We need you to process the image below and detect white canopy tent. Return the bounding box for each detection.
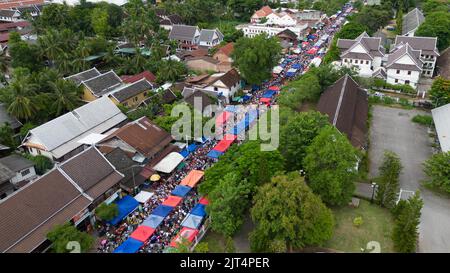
[134,190,155,203]
[152,152,185,173]
[272,66,283,74]
[287,68,297,73]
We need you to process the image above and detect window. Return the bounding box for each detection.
[405,80,410,85]
[366,61,369,64]
[407,71,411,75]
[349,59,352,63]
[21,169,30,176]
[214,87,218,91]
[396,70,400,74]
[395,79,399,83]
[123,102,128,107]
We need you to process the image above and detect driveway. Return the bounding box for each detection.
[369,105,450,253]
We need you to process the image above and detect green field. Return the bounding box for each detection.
[325,200,395,253]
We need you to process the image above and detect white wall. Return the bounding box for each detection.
[10,166,37,185]
[386,69,420,88]
[342,58,373,77]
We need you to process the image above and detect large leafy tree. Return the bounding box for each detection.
[122,0,159,47]
[336,22,369,40]
[392,192,423,253]
[278,72,321,111]
[428,76,450,108]
[375,151,402,209]
[279,111,329,171]
[231,34,282,85]
[47,223,94,253]
[250,172,334,252]
[423,152,450,193]
[303,126,359,206]
[91,7,110,37]
[207,172,252,236]
[95,203,119,221]
[0,123,19,148]
[352,5,392,34]
[155,60,187,83]
[49,79,82,116]
[8,32,42,72]
[4,77,38,121]
[415,11,450,51]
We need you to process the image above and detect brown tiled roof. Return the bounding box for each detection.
[184,90,214,113]
[215,42,234,57]
[253,5,272,18]
[0,169,90,253]
[121,71,156,84]
[317,75,368,148]
[99,117,173,159]
[277,29,298,40]
[210,68,240,89]
[436,47,450,79]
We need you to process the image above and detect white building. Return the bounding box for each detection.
[393,36,440,77]
[198,29,224,48]
[337,32,385,77]
[238,23,308,38]
[385,43,422,88]
[0,155,36,199]
[0,9,21,22]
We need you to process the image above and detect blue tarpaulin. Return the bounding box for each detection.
[286,72,296,77]
[191,203,207,217]
[207,150,223,159]
[113,238,143,253]
[142,214,165,229]
[292,63,302,69]
[108,196,139,226]
[251,84,260,91]
[224,105,238,113]
[187,143,198,152]
[171,185,192,197]
[242,94,252,102]
[179,149,189,158]
[181,214,204,229]
[152,205,173,218]
[262,90,276,98]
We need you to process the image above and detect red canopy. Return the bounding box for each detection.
[302,42,309,46]
[307,48,318,55]
[170,227,199,247]
[215,111,232,127]
[199,197,209,205]
[162,195,183,207]
[180,170,205,187]
[130,226,155,242]
[268,86,280,91]
[213,135,236,152]
[260,97,271,103]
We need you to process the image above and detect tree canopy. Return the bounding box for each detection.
[423,152,450,193]
[47,223,94,253]
[250,172,334,252]
[303,126,359,206]
[415,11,450,51]
[428,76,450,107]
[375,151,403,209]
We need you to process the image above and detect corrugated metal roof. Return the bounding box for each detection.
[432,103,450,152]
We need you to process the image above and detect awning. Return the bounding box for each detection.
[272,66,283,74]
[180,170,205,187]
[216,111,232,127]
[152,152,184,173]
[260,97,272,103]
[224,105,238,113]
[268,86,280,91]
[181,214,204,229]
[152,205,173,218]
[162,195,183,207]
[134,191,154,203]
[108,196,139,226]
[191,203,207,217]
[171,185,192,197]
[212,135,237,152]
[130,225,155,242]
[262,90,276,98]
[199,197,209,205]
[291,63,302,69]
[207,149,223,159]
[306,48,318,55]
[170,227,199,248]
[113,238,143,253]
[142,214,165,229]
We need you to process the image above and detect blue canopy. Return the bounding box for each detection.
[142,214,165,229]
[262,90,276,98]
[152,205,173,218]
[224,105,238,113]
[171,185,192,197]
[292,63,302,69]
[242,94,252,102]
[251,84,260,91]
[179,149,189,158]
[191,203,207,217]
[113,238,143,253]
[286,72,296,77]
[181,214,204,229]
[187,143,198,152]
[108,196,139,226]
[207,150,223,159]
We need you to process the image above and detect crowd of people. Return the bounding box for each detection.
[97,4,352,254]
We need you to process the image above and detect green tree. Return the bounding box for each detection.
[428,76,450,107]
[375,151,402,208]
[250,172,334,252]
[4,78,38,121]
[156,60,187,83]
[396,10,403,35]
[8,32,42,72]
[49,79,82,116]
[47,223,94,253]
[353,6,392,34]
[232,34,282,84]
[415,11,450,51]
[279,111,329,171]
[392,192,423,253]
[303,126,359,206]
[207,172,252,236]
[95,203,119,221]
[0,123,18,148]
[23,154,54,175]
[336,22,369,40]
[91,7,110,37]
[422,0,449,13]
[423,152,450,193]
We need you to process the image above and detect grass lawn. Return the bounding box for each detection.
[325,200,395,253]
[202,230,227,253]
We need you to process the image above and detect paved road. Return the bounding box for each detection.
[369,105,450,253]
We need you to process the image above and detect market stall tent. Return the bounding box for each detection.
[108,195,139,226]
[216,111,232,128]
[162,195,183,207]
[153,152,184,173]
[130,225,155,242]
[268,86,280,91]
[180,170,205,187]
[272,66,283,74]
[142,214,165,229]
[152,204,173,218]
[134,190,154,203]
[262,90,276,98]
[207,149,223,159]
[113,238,143,253]
[199,197,209,205]
[181,214,204,229]
[171,185,192,197]
[170,227,199,248]
[191,203,207,217]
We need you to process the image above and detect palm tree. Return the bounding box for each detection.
[73,41,91,72]
[6,80,38,121]
[0,50,9,74]
[49,79,81,116]
[56,52,74,76]
[156,60,187,83]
